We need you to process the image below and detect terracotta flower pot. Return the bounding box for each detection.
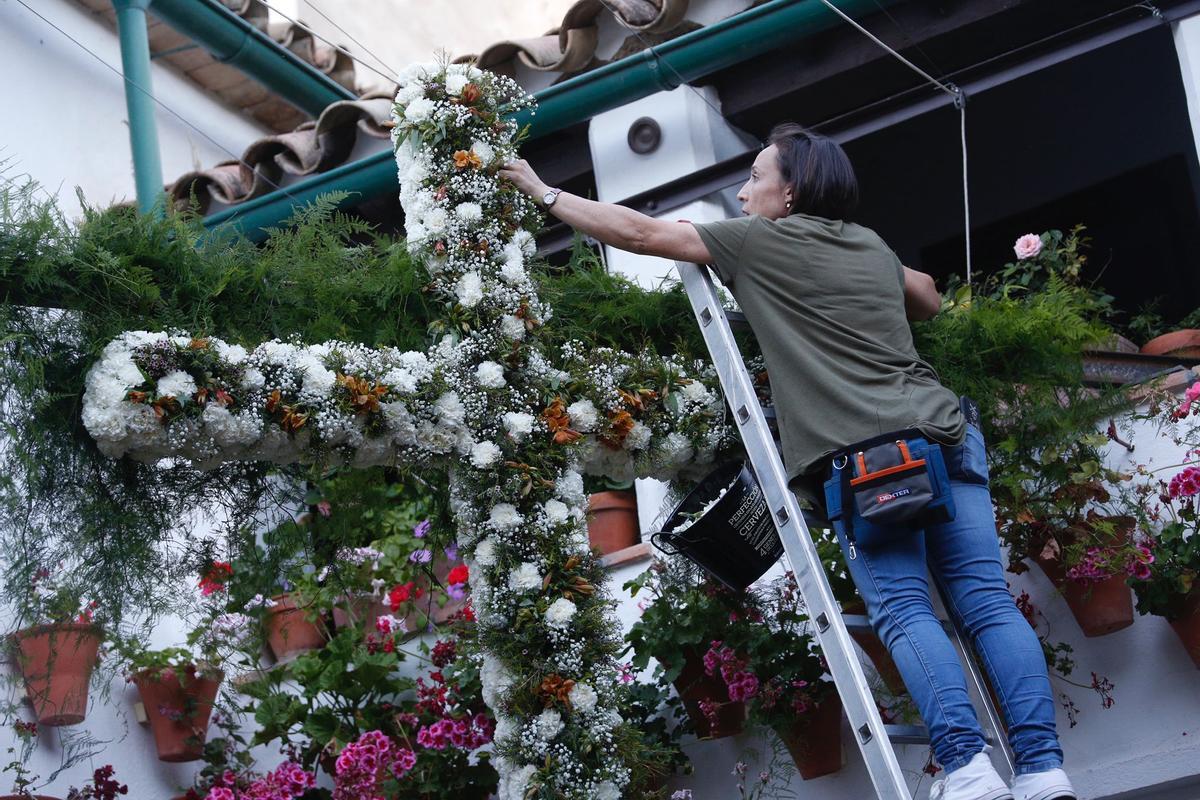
[775,692,845,779]
[841,601,906,695]
[668,646,746,739]
[132,666,223,763]
[332,594,393,635]
[1167,590,1200,669]
[1033,554,1133,637]
[587,490,640,556]
[9,623,103,726]
[263,593,328,661]
[1140,329,1200,359]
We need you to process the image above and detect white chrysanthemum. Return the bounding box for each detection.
[534,707,563,741]
[625,421,652,450]
[503,412,534,439]
[542,499,570,525]
[556,470,585,505]
[475,360,506,389]
[157,370,197,402]
[470,440,501,468]
[404,97,435,122]
[445,73,468,95]
[508,562,542,592]
[544,597,576,629]
[566,399,598,432]
[499,314,525,340]
[489,503,522,530]
[455,271,484,308]
[455,201,483,223]
[568,682,598,713]
[474,535,498,567]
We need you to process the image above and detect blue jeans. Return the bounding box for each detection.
[823,425,1063,775]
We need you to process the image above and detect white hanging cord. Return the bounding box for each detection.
[291,0,399,75]
[251,0,399,85]
[13,0,308,213]
[959,93,971,285]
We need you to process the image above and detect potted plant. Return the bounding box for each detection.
[722,571,844,780]
[1123,381,1200,667]
[1138,306,1200,359]
[8,570,104,727]
[586,476,640,556]
[117,642,223,763]
[625,559,750,739]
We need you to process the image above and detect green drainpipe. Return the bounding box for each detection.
[113,0,164,214]
[148,0,354,117]
[205,0,901,239]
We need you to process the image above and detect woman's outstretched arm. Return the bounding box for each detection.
[499,159,711,264]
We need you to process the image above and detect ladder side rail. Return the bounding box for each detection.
[676,261,912,800]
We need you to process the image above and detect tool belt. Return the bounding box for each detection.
[822,396,977,559]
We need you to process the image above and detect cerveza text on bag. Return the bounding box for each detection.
[729,485,775,557]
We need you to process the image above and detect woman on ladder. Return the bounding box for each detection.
[501,125,1075,800]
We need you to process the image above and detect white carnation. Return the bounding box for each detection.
[625,421,652,450]
[471,140,495,164]
[424,206,448,235]
[503,411,534,439]
[500,314,525,340]
[594,781,621,800]
[513,229,537,256]
[380,367,418,394]
[534,707,564,741]
[474,536,498,567]
[157,370,197,402]
[445,73,468,95]
[434,391,465,424]
[680,379,712,404]
[542,499,570,525]
[568,682,597,713]
[501,765,537,800]
[404,97,435,122]
[470,440,501,468]
[544,597,576,629]
[455,201,483,223]
[475,360,506,389]
[489,503,522,530]
[214,341,247,364]
[455,271,484,308]
[566,399,598,432]
[508,562,542,592]
[556,470,585,505]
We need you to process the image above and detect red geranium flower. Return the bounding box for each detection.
[198,562,232,596]
[446,564,469,586]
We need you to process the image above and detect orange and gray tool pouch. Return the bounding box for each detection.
[824,429,955,560]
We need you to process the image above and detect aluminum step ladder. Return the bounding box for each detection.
[676,260,1013,799]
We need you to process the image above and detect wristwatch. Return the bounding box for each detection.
[541,187,563,207]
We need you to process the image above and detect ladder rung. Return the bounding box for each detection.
[843,613,955,634]
[725,309,749,328]
[885,724,930,745]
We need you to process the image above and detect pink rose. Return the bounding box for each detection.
[1013,233,1043,260]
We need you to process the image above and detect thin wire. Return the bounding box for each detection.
[13,0,307,213]
[814,0,959,97]
[250,0,398,84]
[960,99,971,285]
[867,0,948,85]
[292,0,398,75]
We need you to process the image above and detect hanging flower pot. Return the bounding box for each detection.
[132,666,222,763]
[669,646,745,739]
[840,601,906,695]
[9,623,103,726]
[1140,329,1200,359]
[262,593,327,662]
[774,693,845,779]
[587,490,640,556]
[1167,590,1200,669]
[1033,550,1133,637]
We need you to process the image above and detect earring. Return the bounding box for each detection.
[785,200,792,209]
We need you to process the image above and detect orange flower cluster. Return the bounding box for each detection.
[459,83,482,105]
[599,388,658,449]
[453,149,483,170]
[265,388,308,433]
[337,373,388,416]
[542,397,581,444]
[539,673,576,708]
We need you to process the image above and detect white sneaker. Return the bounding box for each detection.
[1010,768,1077,800]
[930,748,1014,800]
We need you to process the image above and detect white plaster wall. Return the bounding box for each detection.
[0,0,268,221]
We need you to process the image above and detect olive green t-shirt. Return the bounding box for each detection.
[693,213,964,507]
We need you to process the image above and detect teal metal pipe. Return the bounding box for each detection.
[113,0,164,214]
[205,0,900,238]
[148,0,354,116]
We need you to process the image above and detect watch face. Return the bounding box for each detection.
[542,191,557,205]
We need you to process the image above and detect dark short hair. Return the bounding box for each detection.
[767,123,859,220]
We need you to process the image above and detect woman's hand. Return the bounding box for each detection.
[498,159,549,200]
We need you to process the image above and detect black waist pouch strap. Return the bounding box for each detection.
[823,430,955,560]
